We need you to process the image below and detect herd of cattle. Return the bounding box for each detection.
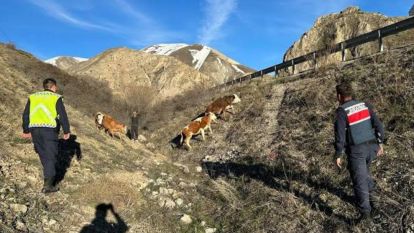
[94,94,241,150]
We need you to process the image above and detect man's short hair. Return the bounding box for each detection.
[43,78,57,90]
[336,82,353,97]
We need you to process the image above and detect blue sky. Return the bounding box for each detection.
[0,0,412,69]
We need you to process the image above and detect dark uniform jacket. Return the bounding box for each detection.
[131,116,139,128]
[334,100,384,158]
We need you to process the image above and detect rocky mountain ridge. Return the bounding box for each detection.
[44,56,88,71]
[284,6,414,73]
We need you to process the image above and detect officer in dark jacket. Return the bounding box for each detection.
[334,82,384,221]
[22,78,70,193]
[130,111,139,141]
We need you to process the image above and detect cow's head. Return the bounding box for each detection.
[232,94,241,104]
[95,112,104,125]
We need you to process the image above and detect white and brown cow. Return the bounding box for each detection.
[94,112,127,139]
[205,94,241,120]
[180,112,217,150]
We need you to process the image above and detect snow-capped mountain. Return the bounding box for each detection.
[142,44,254,83]
[142,43,188,56]
[68,47,214,100]
[44,56,88,70]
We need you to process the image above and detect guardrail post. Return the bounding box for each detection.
[274,66,278,78]
[260,70,263,78]
[291,60,295,74]
[378,30,383,52]
[341,42,346,62]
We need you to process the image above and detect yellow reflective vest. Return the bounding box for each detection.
[29,91,61,128]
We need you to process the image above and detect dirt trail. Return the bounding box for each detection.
[260,84,286,155]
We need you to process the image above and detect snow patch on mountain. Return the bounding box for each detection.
[190,46,211,70]
[142,43,188,55]
[44,56,88,65]
[232,64,245,74]
[216,57,223,66]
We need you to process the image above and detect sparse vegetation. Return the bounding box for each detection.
[1,13,414,232]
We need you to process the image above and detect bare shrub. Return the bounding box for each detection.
[121,85,158,116]
[4,42,16,50]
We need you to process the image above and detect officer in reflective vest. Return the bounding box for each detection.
[22,78,70,193]
[334,82,384,222]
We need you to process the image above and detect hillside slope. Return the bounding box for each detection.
[144,44,414,232]
[0,43,177,232]
[1,42,413,232]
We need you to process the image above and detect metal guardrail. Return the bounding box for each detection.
[218,16,414,88]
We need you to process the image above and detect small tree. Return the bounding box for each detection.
[123,85,158,117]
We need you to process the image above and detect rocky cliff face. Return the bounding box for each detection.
[283,7,414,73]
[68,47,214,100]
[142,44,254,83]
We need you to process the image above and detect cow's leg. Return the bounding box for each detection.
[226,105,235,114]
[184,133,192,150]
[108,129,114,138]
[208,125,213,135]
[201,129,205,141]
[222,111,228,121]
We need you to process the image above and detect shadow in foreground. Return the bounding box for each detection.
[202,160,355,225]
[79,203,129,233]
[55,134,82,185]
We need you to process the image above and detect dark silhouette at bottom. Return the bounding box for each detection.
[80,203,128,233]
[55,134,82,185]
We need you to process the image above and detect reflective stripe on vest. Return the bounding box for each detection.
[29,91,61,128]
[341,100,376,145]
[344,102,371,126]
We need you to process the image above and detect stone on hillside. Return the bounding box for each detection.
[180,214,192,224]
[179,182,187,188]
[146,143,155,149]
[48,219,57,226]
[17,181,27,189]
[155,178,165,185]
[26,175,37,185]
[174,163,190,174]
[15,220,27,231]
[196,166,203,173]
[10,204,27,214]
[138,135,147,142]
[205,228,217,233]
[159,188,175,196]
[201,221,206,226]
[175,198,184,206]
[159,197,176,209]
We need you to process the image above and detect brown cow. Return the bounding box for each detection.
[95,112,127,139]
[180,112,217,150]
[205,94,241,120]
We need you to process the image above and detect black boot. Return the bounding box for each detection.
[356,212,372,225]
[42,178,59,194]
